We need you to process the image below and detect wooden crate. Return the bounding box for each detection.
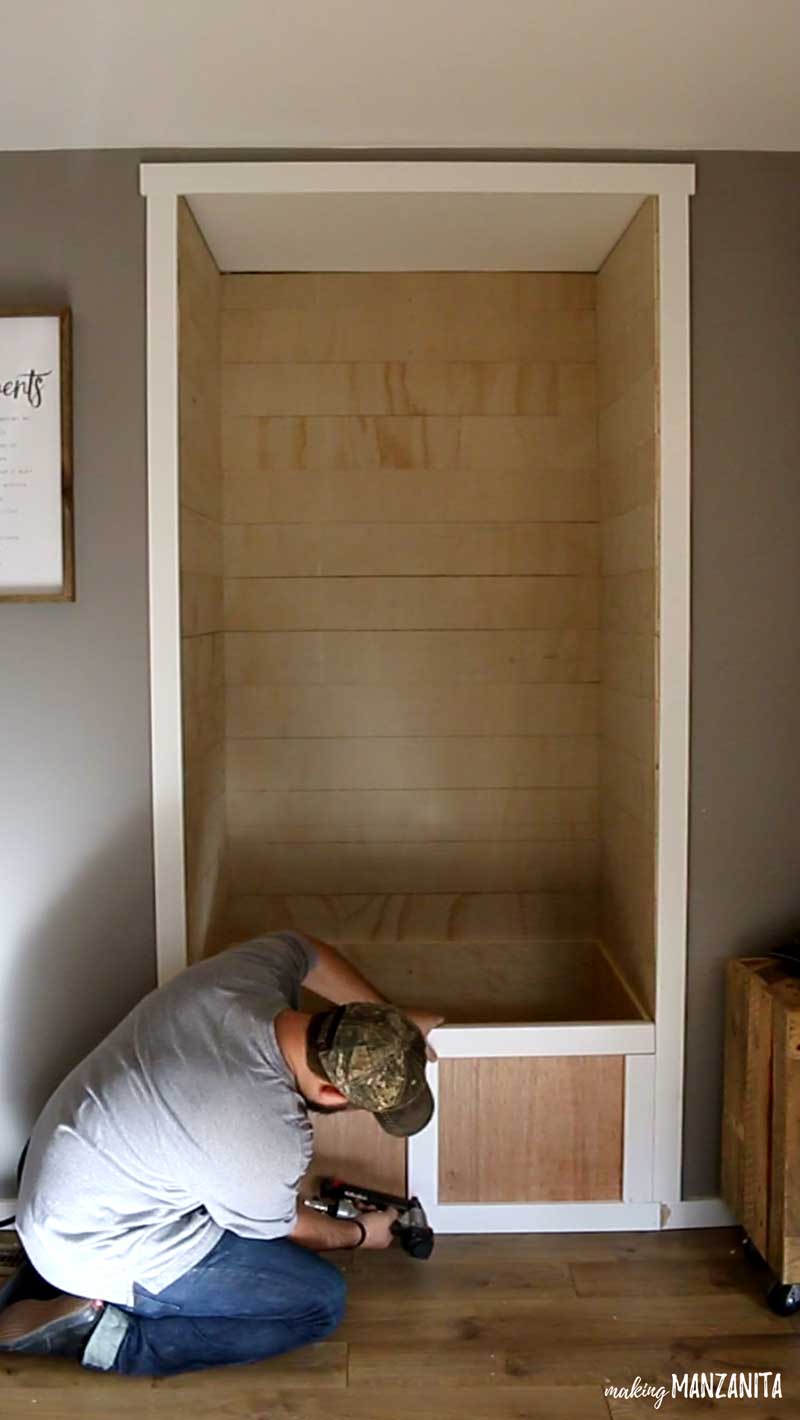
[722,956,800,1283]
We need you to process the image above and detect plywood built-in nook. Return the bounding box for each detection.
[151,161,692,1231]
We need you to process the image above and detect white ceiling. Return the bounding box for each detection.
[190,192,646,272]
[3,0,800,153]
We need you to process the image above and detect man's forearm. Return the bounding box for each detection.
[303,935,389,1007]
[289,1202,362,1252]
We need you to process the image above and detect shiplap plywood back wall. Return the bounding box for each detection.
[178,200,228,959]
[220,273,601,946]
[597,200,659,1015]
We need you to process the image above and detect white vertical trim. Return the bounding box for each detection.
[623,1053,656,1202]
[407,1060,439,1207]
[146,193,187,984]
[653,189,692,1203]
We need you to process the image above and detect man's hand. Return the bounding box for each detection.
[402,1008,445,1060]
[359,1206,400,1249]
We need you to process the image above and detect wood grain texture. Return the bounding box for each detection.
[223,521,600,579]
[296,939,640,1025]
[224,464,600,524]
[438,1056,624,1201]
[8,1226,789,1415]
[224,628,601,687]
[219,273,604,945]
[222,360,596,418]
[223,575,600,634]
[223,413,597,474]
[226,734,599,793]
[226,785,599,844]
[225,890,599,947]
[304,1109,406,1197]
[768,971,800,1282]
[222,271,597,313]
[229,839,599,898]
[742,968,772,1256]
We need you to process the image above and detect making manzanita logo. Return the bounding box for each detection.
[0,369,52,410]
[605,1372,783,1409]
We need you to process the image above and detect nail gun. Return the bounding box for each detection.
[304,1177,434,1260]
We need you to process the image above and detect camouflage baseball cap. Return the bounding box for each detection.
[306,1002,434,1137]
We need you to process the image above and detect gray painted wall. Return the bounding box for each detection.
[0,151,155,1195]
[685,153,800,1194]
[1,148,799,1198]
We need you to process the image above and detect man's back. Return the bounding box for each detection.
[17,932,317,1305]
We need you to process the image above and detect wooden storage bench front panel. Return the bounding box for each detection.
[438,1055,624,1202]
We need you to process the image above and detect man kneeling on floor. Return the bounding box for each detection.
[0,931,442,1376]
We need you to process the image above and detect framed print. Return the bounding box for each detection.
[0,309,74,601]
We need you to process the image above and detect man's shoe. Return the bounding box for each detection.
[0,1294,104,1358]
[0,1256,61,1310]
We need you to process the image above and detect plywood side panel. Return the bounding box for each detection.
[438,1057,624,1201]
[597,199,658,1019]
[179,198,227,960]
[304,1110,406,1199]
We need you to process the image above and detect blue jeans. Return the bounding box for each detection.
[82,1231,348,1377]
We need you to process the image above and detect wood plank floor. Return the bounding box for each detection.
[2,1229,798,1418]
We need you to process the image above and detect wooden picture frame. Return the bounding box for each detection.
[0,307,74,602]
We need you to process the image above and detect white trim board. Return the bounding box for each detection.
[430,1021,654,1057]
[142,159,694,1215]
[660,1199,735,1230]
[140,161,695,198]
[430,1202,662,1232]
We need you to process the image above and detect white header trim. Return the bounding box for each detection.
[140,160,696,199]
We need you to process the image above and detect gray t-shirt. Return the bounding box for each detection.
[17,931,319,1306]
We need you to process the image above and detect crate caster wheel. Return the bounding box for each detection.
[742,1236,761,1265]
[767,1282,800,1317]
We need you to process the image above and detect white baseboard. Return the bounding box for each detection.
[659,1197,735,1229]
[430,1201,662,1232]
